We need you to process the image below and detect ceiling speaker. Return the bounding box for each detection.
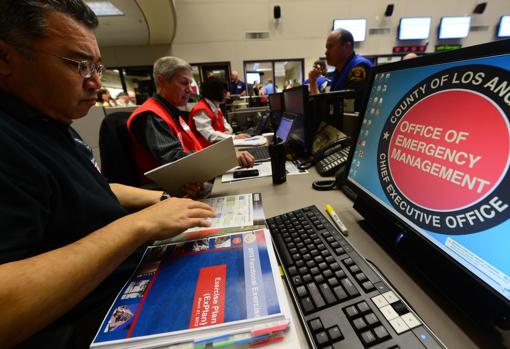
[274,5,281,20]
[385,4,394,17]
[473,2,487,14]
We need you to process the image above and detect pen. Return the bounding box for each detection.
[325,204,348,236]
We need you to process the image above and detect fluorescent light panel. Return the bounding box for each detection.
[86,1,124,16]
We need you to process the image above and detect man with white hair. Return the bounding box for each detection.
[127,57,254,189]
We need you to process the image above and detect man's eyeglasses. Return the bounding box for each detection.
[9,43,104,79]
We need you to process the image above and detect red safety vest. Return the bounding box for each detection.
[188,98,226,148]
[127,97,202,181]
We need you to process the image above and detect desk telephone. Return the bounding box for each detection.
[298,137,352,176]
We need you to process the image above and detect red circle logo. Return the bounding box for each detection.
[388,90,509,211]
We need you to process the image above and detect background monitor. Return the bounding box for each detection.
[398,17,432,40]
[439,16,471,39]
[497,16,510,38]
[282,86,313,155]
[332,19,367,42]
[347,39,510,329]
[268,92,284,127]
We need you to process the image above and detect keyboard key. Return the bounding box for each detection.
[401,313,421,329]
[349,265,361,274]
[314,275,325,284]
[357,301,371,313]
[380,305,399,321]
[323,269,333,278]
[333,285,348,301]
[315,331,329,346]
[309,318,323,332]
[373,325,390,340]
[303,274,313,283]
[360,330,377,346]
[345,305,359,318]
[296,285,307,297]
[353,317,367,330]
[274,235,293,266]
[371,294,389,308]
[391,300,409,316]
[343,257,354,266]
[382,290,399,304]
[335,269,346,279]
[300,297,315,314]
[341,278,359,297]
[362,281,375,292]
[327,326,343,341]
[389,317,410,334]
[327,277,339,287]
[307,282,326,308]
[355,272,368,282]
[319,283,337,305]
[288,266,298,276]
[292,275,303,286]
[365,312,379,326]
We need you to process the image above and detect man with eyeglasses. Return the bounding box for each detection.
[0,1,216,348]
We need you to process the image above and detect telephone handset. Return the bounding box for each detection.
[298,137,352,176]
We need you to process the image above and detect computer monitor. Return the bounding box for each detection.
[309,90,356,136]
[346,38,510,329]
[268,92,284,127]
[497,16,510,38]
[398,17,432,40]
[282,85,314,156]
[438,16,471,39]
[332,19,367,42]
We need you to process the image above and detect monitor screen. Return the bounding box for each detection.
[269,92,282,112]
[275,115,294,142]
[246,72,261,84]
[398,17,432,40]
[332,19,367,42]
[439,16,471,39]
[347,41,510,320]
[497,16,510,38]
[282,86,313,154]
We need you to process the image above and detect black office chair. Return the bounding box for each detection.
[99,111,141,187]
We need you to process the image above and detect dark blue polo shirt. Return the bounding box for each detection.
[0,91,139,348]
[229,79,246,95]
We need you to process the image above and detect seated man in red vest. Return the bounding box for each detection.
[189,76,251,148]
[127,57,254,194]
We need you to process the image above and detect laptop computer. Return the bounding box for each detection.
[245,111,271,137]
[246,114,295,161]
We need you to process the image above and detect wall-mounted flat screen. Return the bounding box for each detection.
[497,16,510,38]
[332,19,367,42]
[439,16,471,39]
[398,17,432,40]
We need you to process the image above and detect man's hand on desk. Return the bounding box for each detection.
[235,133,251,139]
[236,150,255,168]
[129,197,216,241]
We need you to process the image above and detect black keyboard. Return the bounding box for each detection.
[267,206,445,349]
[247,146,270,161]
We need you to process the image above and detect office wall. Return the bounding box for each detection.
[170,0,508,74]
[100,0,508,74]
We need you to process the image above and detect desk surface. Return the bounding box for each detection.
[212,169,510,349]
